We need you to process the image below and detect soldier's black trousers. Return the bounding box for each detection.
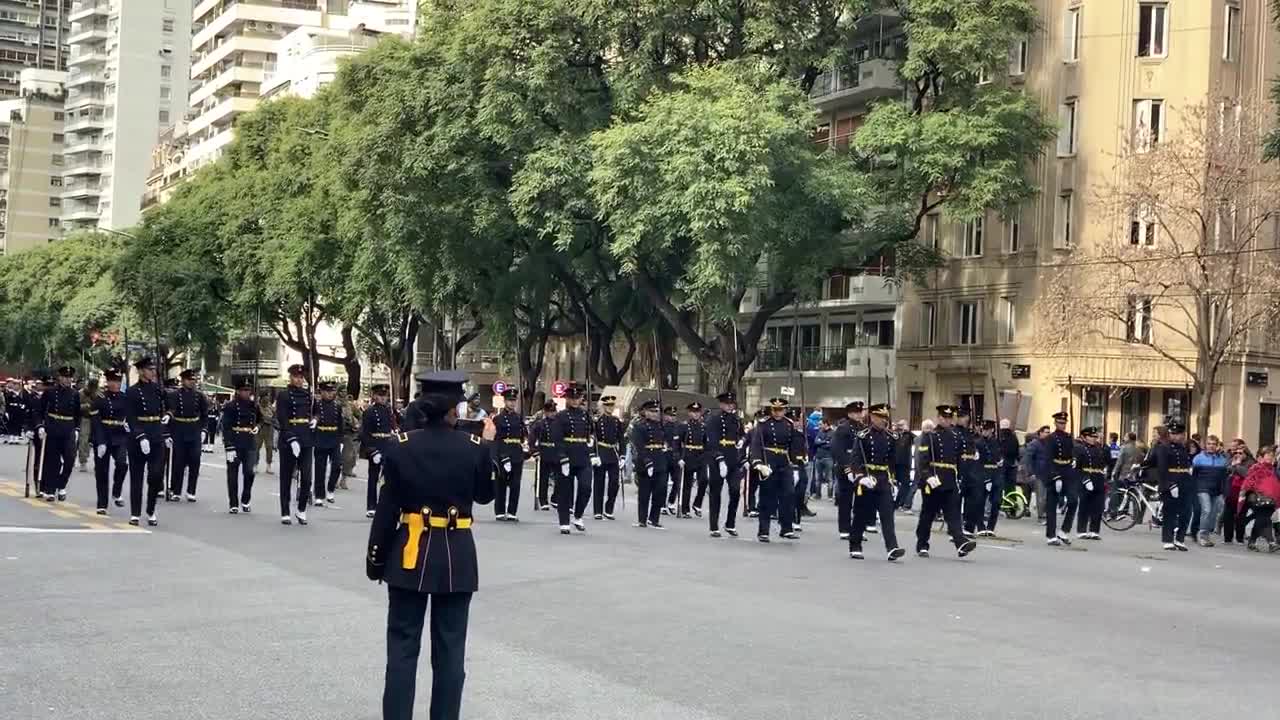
[592,463,619,516]
[368,458,383,512]
[557,464,591,525]
[94,444,127,510]
[746,476,760,514]
[692,463,708,509]
[757,469,795,537]
[1044,472,1079,538]
[313,445,341,500]
[679,463,706,515]
[962,478,988,535]
[127,440,165,517]
[39,430,75,495]
[279,443,313,516]
[707,460,740,532]
[226,445,255,509]
[915,484,967,552]
[793,464,810,524]
[665,457,681,508]
[170,435,202,497]
[636,465,668,525]
[850,480,899,553]
[835,473,855,533]
[383,587,471,720]
[494,452,522,517]
[535,455,556,508]
[1077,479,1105,534]
[1160,487,1188,544]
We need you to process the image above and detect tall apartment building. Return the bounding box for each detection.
[0,68,65,254]
[185,0,413,171]
[0,0,69,98]
[896,0,1280,446]
[61,0,191,232]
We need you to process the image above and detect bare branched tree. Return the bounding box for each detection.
[1034,99,1280,436]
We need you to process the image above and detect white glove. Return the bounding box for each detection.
[1055,479,1063,493]
[1084,480,1094,492]
[792,468,800,483]
[717,460,728,477]
[161,415,171,425]
[846,469,856,483]
[371,452,382,465]
[289,439,301,458]
[859,476,876,489]
[590,456,601,467]
[755,463,772,478]
[309,418,318,429]
[164,437,174,449]
[226,449,237,464]
[926,476,941,489]
[501,459,513,473]
[559,458,570,477]
[984,481,992,492]
[645,463,654,478]
[140,438,151,456]
[1170,485,1179,499]
[587,437,595,448]
[735,439,745,450]
[678,459,685,469]
[36,426,46,440]
[96,444,106,459]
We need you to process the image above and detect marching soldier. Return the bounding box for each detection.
[831,401,863,540]
[4,377,27,442]
[748,398,802,543]
[36,365,81,501]
[914,405,978,558]
[847,403,905,561]
[528,401,557,511]
[745,408,767,517]
[126,357,167,526]
[360,384,397,519]
[786,407,813,531]
[492,388,526,522]
[1074,426,1108,540]
[953,406,981,537]
[630,399,668,529]
[276,364,315,526]
[592,395,624,520]
[1152,420,1193,551]
[256,393,275,475]
[677,402,707,519]
[662,405,683,515]
[1044,411,1079,546]
[339,393,360,487]
[91,369,129,513]
[221,379,261,513]
[704,391,743,537]
[964,419,997,537]
[551,385,597,534]
[76,378,99,472]
[365,371,496,720]
[165,369,208,502]
[312,381,345,507]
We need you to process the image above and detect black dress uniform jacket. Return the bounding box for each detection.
[630,417,668,476]
[1074,442,1110,482]
[493,408,525,459]
[681,418,707,468]
[1150,441,1192,492]
[90,391,129,447]
[529,415,557,462]
[311,398,345,450]
[749,417,804,471]
[664,420,683,465]
[850,425,896,481]
[917,425,963,491]
[359,402,396,456]
[126,380,166,442]
[366,427,496,593]
[831,419,864,476]
[276,386,314,448]
[594,414,624,466]
[551,406,595,467]
[220,398,261,451]
[40,384,81,434]
[167,387,208,440]
[1047,429,1075,479]
[705,409,743,466]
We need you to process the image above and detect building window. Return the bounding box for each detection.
[1224,4,1241,62]
[1055,192,1074,249]
[1126,295,1153,344]
[159,110,170,124]
[160,65,171,79]
[909,391,924,430]
[1130,205,1157,246]
[1064,6,1082,62]
[48,197,59,207]
[1214,202,1237,250]
[1138,3,1169,58]
[925,213,941,251]
[1001,296,1016,343]
[1134,99,1164,152]
[160,86,170,99]
[53,111,62,120]
[1009,39,1028,76]
[52,132,62,143]
[961,217,984,257]
[825,274,848,300]
[1082,387,1107,432]
[1058,99,1078,155]
[1006,214,1021,253]
[828,322,860,349]
[162,18,175,33]
[956,301,980,346]
[862,319,895,348]
[1163,389,1190,424]
[47,218,59,228]
[51,154,63,166]
[921,302,937,346]
[1121,389,1150,439]
[50,176,61,187]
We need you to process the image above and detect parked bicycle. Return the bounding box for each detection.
[1103,479,1163,531]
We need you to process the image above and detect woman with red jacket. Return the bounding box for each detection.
[1237,446,1279,552]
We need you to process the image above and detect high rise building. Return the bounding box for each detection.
[0,0,70,99]
[895,0,1280,445]
[0,68,66,255]
[61,0,191,231]
[185,0,413,171]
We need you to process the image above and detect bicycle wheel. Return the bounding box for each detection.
[1104,490,1139,531]
[1004,490,1026,519]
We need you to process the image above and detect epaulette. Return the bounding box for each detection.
[397,432,410,443]
[856,428,870,439]
[469,434,481,445]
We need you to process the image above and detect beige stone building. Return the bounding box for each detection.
[0,68,66,254]
[897,0,1280,448]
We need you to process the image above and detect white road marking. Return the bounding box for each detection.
[0,526,149,534]
[978,543,1017,552]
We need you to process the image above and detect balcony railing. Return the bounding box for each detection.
[754,346,849,373]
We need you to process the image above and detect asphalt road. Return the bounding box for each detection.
[1,441,1276,720]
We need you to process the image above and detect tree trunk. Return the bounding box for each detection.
[517,329,550,416]
[1194,376,1213,440]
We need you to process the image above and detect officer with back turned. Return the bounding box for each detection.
[367,370,496,720]
[914,405,978,559]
